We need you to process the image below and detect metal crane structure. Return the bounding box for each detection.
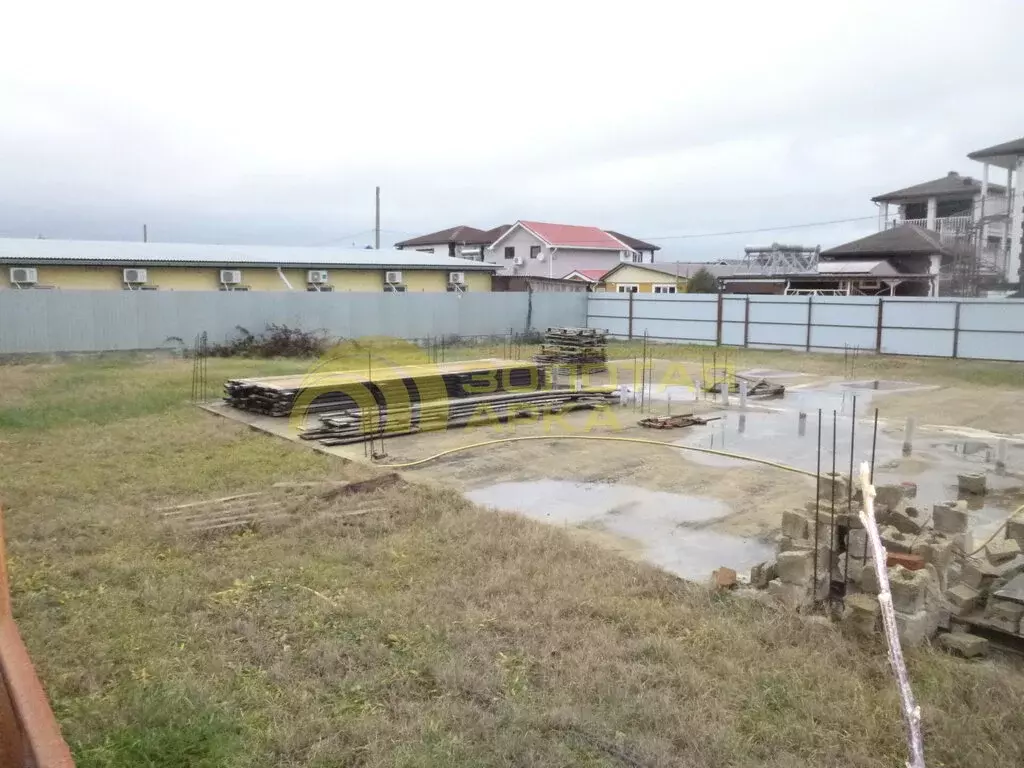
[742,243,820,275]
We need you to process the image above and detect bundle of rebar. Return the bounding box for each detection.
[223,360,546,417]
[299,387,620,446]
[533,327,607,370]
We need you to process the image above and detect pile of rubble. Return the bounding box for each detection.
[749,471,1024,656]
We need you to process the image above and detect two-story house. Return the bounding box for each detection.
[968,135,1023,289]
[484,221,640,278]
[871,171,1009,283]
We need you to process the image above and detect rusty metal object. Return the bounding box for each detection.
[0,507,75,768]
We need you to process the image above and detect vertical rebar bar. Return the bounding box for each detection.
[813,408,822,598]
[864,408,880,561]
[843,395,857,595]
[827,409,838,604]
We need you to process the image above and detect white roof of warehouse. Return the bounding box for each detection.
[0,237,498,271]
[816,259,902,276]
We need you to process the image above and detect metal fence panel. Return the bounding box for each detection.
[883,299,957,330]
[957,330,1024,361]
[881,328,954,357]
[959,301,1024,333]
[0,290,588,354]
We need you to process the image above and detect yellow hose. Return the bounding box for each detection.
[378,433,1024,558]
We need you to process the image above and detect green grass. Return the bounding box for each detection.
[3,353,1024,767]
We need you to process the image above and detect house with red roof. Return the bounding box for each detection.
[485,220,643,278]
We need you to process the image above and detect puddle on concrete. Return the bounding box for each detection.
[465,480,773,582]
[669,406,1024,542]
[740,368,811,379]
[838,379,922,391]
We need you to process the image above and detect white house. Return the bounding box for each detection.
[967,136,1023,287]
[484,220,639,278]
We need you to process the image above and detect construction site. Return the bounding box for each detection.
[4,330,1024,767]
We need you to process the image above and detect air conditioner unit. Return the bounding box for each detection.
[385,270,403,284]
[308,270,329,284]
[512,256,524,267]
[220,269,242,285]
[9,267,38,284]
[448,271,465,285]
[123,268,148,284]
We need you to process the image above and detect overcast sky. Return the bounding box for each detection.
[1,0,1022,259]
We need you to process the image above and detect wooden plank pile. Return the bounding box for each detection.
[223,359,546,417]
[638,413,721,430]
[299,387,620,446]
[533,327,607,371]
[703,375,785,399]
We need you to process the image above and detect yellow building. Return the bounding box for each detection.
[0,238,497,292]
[598,262,724,293]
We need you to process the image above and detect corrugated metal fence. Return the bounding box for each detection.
[587,293,1024,361]
[0,290,588,354]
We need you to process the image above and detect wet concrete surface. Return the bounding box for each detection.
[465,480,774,582]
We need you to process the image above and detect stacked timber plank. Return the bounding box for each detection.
[300,387,620,446]
[224,359,546,417]
[533,327,607,370]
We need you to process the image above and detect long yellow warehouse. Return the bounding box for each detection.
[0,238,497,293]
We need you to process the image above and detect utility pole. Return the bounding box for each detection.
[374,186,380,249]
[143,224,148,243]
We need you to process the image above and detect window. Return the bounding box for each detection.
[616,284,639,293]
[653,284,677,294]
[415,247,435,254]
[504,246,515,260]
[632,252,644,263]
[530,245,541,259]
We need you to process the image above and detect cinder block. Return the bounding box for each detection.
[843,593,880,637]
[933,502,969,535]
[888,507,923,535]
[911,533,954,571]
[993,555,1024,583]
[780,510,809,540]
[777,550,815,585]
[1005,517,1024,545]
[957,472,987,496]
[749,561,776,589]
[945,584,980,617]
[880,525,913,554]
[982,598,1024,634]
[959,559,998,592]
[860,562,881,594]
[938,632,989,658]
[875,483,907,511]
[901,482,918,499]
[818,472,850,501]
[895,609,933,646]
[847,527,868,556]
[986,538,1021,565]
[889,565,929,614]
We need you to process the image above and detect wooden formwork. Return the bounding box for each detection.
[0,507,75,768]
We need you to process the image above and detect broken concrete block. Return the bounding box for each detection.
[1005,517,1024,546]
[749,561,776,589]
[957,472,987,496]
[880,525,913,555]
[982,597,1024,634]
[875,483,907,512]
[712,567,738,590]
[780,509,809,540]
[960,559,999,592]
[986,538,1021,565]
[953,532,973,557]
[836,555,865,584]
[843,593,880,637]
[847,527,868,557]
[994,572,1024,604]
[945,584,981,617]
[777,550,815,585]
[901,481,918,499]
[818,472,850,501]
[993,555,1024,585]
[911,533,954,572]
[889,566,930,614]
[895,609,932,646]
[860,562,881,594]
[938,632,989,659]
[767,579,810,610]
[888,507,923,535]
[933,502,969,535]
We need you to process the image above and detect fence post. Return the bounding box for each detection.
[952,301,962,359]
[627,292,634,340]
[876,298,885,353]
[716,291,724,346]
[805,295,813,352]
[743,295,750,347]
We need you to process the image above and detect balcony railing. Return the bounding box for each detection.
[897,215,974,240]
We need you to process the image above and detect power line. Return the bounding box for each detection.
[639,215,879,241]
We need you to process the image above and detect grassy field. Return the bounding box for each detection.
[2,353,1024,767]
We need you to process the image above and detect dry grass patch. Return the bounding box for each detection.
[3,357,1024,766]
